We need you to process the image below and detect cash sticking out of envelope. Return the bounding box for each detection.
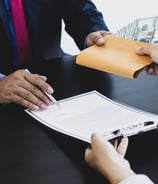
[76,16,158,79]
[115,16,158,43]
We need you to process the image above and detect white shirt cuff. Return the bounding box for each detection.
[119,174,154,184]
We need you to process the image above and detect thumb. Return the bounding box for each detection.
[116,137,128,157]
[136,46,151,56]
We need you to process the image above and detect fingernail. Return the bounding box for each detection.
[47,86,54,93]
[135,47,141,53]
[136,47,141,51]
[32,105,39,111]
[47,99,53,105]
[98,38,104,44]
[40,104,48,110]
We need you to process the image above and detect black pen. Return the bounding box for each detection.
[25,69,61,108]
[104,121,158,141]
[104,129,123,141]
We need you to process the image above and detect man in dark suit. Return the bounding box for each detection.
[0,0,109,110]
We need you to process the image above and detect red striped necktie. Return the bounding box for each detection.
[10,0,32,64]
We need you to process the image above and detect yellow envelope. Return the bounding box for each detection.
[76,35,153,79]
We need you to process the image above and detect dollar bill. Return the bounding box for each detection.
[115,16,158,43]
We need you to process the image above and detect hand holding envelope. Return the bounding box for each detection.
[76,35,153,79]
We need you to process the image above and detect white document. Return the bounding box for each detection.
[25,91,158,143]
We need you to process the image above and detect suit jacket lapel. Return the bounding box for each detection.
[0,1,13,42]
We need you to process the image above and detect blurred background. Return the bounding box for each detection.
[61,0,158,55]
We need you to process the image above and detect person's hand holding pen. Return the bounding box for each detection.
[0,69,58,110]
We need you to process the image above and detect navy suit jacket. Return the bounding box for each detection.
[0,0,109,72]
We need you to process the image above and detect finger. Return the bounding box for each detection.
[85,146,92,163]
[136,46,152,55]
[25,72,54,94]
[145,62,158,75]
[86,33,98,47]
[25,82,52,105]
[12,94,40,110]
[15,86,49,110]
[14,73,52,105]
[91,133,105,148]
[96,31,112,45]
[91,133,114,154]
[147,65,158,76]
[146,67,155,75]
[93,32,105,45]
[24,72,54,105]
[13,74,52,107]
[86,32,105,47]
[116,137,128,157]
[39,75,47,81]
[4,85,40,110]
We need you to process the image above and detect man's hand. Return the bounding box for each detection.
[86,31,111,47]
[136,45,158,75]
[0,69,54,110]
[85,133,135,184]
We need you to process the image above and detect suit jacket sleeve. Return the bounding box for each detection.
[119,174,154,184]
[62,0,109,50]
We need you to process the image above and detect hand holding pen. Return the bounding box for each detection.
[25,69,60,110]
[0,69,60,110]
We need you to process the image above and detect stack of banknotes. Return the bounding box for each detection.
[114,16,158,43]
